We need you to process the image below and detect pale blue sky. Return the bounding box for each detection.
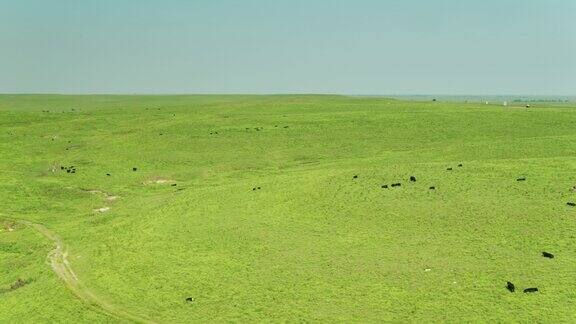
[1,0,575,94]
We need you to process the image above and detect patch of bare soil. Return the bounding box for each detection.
[142,178,176,185]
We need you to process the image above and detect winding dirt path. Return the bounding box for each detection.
[15,219,157,324]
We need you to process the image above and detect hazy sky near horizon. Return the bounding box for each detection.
[1,0,575,95]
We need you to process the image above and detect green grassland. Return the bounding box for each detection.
[1,94,576,322]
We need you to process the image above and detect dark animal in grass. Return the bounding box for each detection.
[171,184,177,187]
[458,163,463,167]
[523,288,538,293]
[410,176,416,182]
[106,173,111,176]
[517,177,526,181]
[257,187,261,190]
[66,169,71,173]
[252,188,256,191]
[542,252,554,258]
[382,185,388,189]
[353,175,358,179]
[506,281,515,293]
[391,183,401,187]
[186,297,193,302]
[567,202,576,207]
[447,167,452,171]
[132,167,138,171]
[429,186,436,190]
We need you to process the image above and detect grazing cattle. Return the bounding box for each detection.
[252,188,256,191]
[447,168,453,171]
[526,104,531,108]
[382,185,388,189]
[353,175,358,179]
[542,252,554,258]
[410,176,417,182]
[171,184,177,187]
[106,173,111,176]
[523,288,538,293]
[66,169,71,173]
[517,177,526,181]
[257,187,261,190]
[132,167,138,171]
[458,164,463,167]
[391,183,401,187]
[567,202,576,207]
[506,281,515,293]
[186,297,193,302]
[429,186,436,190]
[60,166,65,170]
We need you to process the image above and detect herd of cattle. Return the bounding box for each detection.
[52,132,575,298]
[349,164,575,294]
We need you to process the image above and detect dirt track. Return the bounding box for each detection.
[15,219,157,324]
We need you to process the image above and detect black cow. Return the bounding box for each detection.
[447,168,453,171]
[410,176,416,182]
[186,297,193,302]
[523,288,538,293]
[458,164,463,167]
[391,183,401,187]
[382,185,388,189]
[542,252,554,258]
[429,186,436,190]
[517,177,526,181]
[132,167,138,171]
[506,281,515,293]
[106,173,111,176]
[567,202,576,207]
[353,175,358,179]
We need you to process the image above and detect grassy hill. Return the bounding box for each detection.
[1,95,576,322]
